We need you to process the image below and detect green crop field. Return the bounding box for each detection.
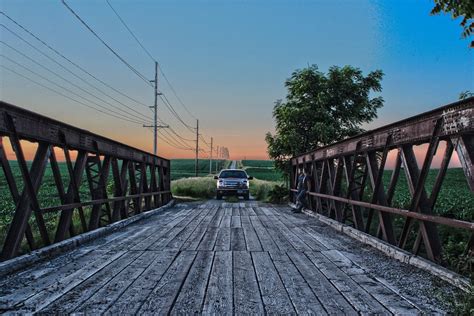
[171,159,226,180]
[241,160,284,182]
[241,160,275,168]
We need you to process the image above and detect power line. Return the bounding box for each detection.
[1,55,148,125]
[1,65,146,125]
[105,0,155,62]
[61,0,153,87]
[103,1,197,120]
[0,22,153,121]
[1,41,154,124]
[0,12,153,111]
[159,93,196,132]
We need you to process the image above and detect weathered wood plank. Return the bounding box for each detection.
[230,227,246,251]
[241,215,262,251]
[321,250,420,314]
[214,228,231,251]
[16,250,127,313]
[104,251,178,314]
[269,251,328,315]
[73,251,160,314]
[39,251,144,313]
[220,215,231,228]
[305,251,389,314]
[288,251,356,314]
[171,251,215,314]
[268,215,312,251]
[233,251,265,314]
[249,216,280,252]
[202,251,233,315]
[197,227,219,250]
[252,251,295,314]
[231,216,242,228]
[232,207,240,216]
[138,251,197,314]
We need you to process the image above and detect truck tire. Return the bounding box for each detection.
[216,193,222,200]
[244,193,250,200]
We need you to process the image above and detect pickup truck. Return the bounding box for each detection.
[214,169,253,200]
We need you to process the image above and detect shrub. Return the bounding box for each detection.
[268,184,289,204]
[171,177,216,199]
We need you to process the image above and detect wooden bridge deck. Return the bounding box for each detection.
[0,201,425,314]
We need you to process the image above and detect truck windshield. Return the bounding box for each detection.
[219,170,248,179]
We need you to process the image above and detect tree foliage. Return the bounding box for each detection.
[431,0,474,47]
[265,65,384,177]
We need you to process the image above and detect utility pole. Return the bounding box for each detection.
[209,137,213,174]
[143,61,168,155]
[195,119,199,177]
[216,145,219,173]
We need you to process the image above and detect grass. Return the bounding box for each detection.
[171,176,216,199]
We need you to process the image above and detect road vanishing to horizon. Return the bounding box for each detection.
[0,0,473,315]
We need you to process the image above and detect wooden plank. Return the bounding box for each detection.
[241,215,262,251]
[268,215,312,251]
[246,207,257,216]
[232,207,240,216]
[322,250,420,314]
[269,251,327,315]
[249,216,280,252]
[171,251,215,314]
[251,251,295,314]
[208,208,224,228]
[138,251,197,314]
[288,251,356,314]
[220,215,231,228]
[162,208,211,250]
[305,251,389,314]
[271,208,328,251]
[197,227,219,250]
[230,228,246,251]
[202,251,233,315]
[38,250,144,313]
[73,251,161,314]
[214,228,231,251]
[231,216,242,228]
[350,274,420,314]
[134,207,203,250]
[104,251,178,314]
[224,207,232,216]
[253,206,266,215]
[233,251,264,314]
[15,250,127,313]
[258,215,295,251]
[181,207,219,250]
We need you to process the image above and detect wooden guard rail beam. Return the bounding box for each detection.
[0,101,172,261]
[290,97,474,263]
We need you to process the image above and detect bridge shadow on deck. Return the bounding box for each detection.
[0,201,453,314]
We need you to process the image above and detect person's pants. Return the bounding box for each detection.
[296,189,306,210]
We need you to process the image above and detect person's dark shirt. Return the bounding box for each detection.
[297,174,309,191]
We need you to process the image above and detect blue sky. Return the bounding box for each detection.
[1,0,472,159]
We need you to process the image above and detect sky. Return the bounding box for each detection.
[1,0,473,161]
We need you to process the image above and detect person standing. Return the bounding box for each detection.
[294,167,310,213]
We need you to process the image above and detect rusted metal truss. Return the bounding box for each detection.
[291,97,474,263]
[0,101,172,261]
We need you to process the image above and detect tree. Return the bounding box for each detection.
[265,65,384,178]
[431,0,474,48]
[459,90,473,100]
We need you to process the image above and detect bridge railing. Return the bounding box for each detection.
[0,101,172,260]
[290,97,473,264]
